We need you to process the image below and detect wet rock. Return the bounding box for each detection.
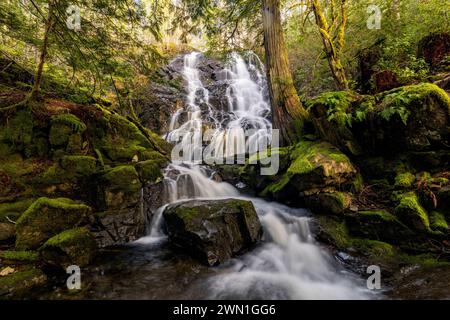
[163,199,263,266]
[0,266,47,300]
[91,206,147,248]
[15,197,92,250]
[39,227,98,268]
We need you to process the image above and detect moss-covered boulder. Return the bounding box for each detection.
[429,211,449,233]
[49,114,86,151]
[304,192,352,215]
[39,227,97,268]
[395,192,431,232]
[345,209,413,243]
[15,197,92,250]
[0,266,47,299]
[262,141,357,203]
[99,165,142,209]
[163,199,263,266]
[307,84,450,157]
[135,160,163,184]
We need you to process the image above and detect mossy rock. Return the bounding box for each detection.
[0,266,47,299]
[345,209,413,243]
[429,211,448,233]
[2,109,34,153]
[15,197,92,250]
[307,83,450,157]
[263,141,357,200]
[39,227,97,268]
[49,114,86,148]
[304,192,352,215]
[60,155,98,178]
[100,165,142,209]
[135,160,163,184]
[395,192,431,232]
[394,172,416,188]
[0,250,39,264]
[163,199,262,266]
[0,199,35,223]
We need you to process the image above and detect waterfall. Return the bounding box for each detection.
[139,51,370,299]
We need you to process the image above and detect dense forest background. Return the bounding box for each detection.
[1,0,448,111]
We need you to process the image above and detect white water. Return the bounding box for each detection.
[140,52,370,299]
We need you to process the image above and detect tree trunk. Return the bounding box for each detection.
[31,1,55,100]
[262,0,308,146]
[311,0,349,91]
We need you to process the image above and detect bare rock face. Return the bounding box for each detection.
[163,198,263,266]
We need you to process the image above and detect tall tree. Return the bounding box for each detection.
[262,0,308,145]
[310,0,349,90]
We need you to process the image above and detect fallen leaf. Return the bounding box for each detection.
[0,266,15,276]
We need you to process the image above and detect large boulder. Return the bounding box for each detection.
[163,199,263,266]
[261,141,357,204]
[39,227,97,268]
[307,84,450,157]
[15,197,92,250]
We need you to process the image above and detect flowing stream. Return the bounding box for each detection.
[59,52,373,300]
[133,52,372,299]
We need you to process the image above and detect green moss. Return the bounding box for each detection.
[350,239,396,260]
[0,266,47,297]
[0,198,35,223]
[288,141,352,175]
[395,192,430,231]
[15,197,91,250]
[135,160,163,184]
[49,114,86,148]
[429,211,448,233]
[102,165,141,193]
[60,155,98,177]
[51,114,86,133]
[394,172,416,188]
[306,91,355,127]
[3,109,34,150]
[138,150,168,165]
[377,83,450,124]
[358,209,397,222]
[317,216,351,248]
[0,250,39,262]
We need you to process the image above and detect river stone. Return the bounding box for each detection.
[15,197,92,250]
[163,198,263,266]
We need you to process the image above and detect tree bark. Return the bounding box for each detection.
[31,0,55,100]
[311,0,349,91]
[262,0,308,146]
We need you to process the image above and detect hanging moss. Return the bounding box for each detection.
[0,198,35,223]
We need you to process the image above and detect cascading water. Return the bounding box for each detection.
[141,51,371,299]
